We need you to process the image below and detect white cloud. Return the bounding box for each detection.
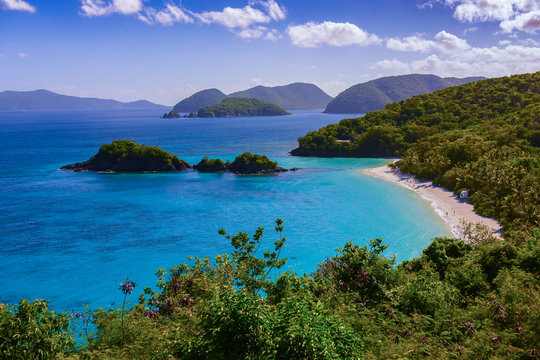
[287,21,381,48]
[265,28,281,40]
[500,9,540,33]
[434,30,471,51]
[80,0,114,16]
[18,52,28,58]
[431,0,540,34]
[140,4,193,25]
[112,0,141,14]
[0,0,35,12]
[260,0,286,21]
[378,42,540,78]
[387,35,433,53]
[78,0,287,41]
[387,31,470,53]
[463,26,478,34]
[236,26,266,39]
[196,5,270,28]
[234,25,281,41]
[372,58,412,72]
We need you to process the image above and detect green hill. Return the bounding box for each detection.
[172,89,228,113]
[229,82,332,110]
[324,74,484,114]
[294,72,538,158]
[0,89,167,110]
[198,97,291,117]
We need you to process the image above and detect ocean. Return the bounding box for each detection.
[0,109,451,311]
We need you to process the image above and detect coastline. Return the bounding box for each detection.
[361,162,502,240]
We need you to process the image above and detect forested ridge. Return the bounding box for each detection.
[1,72,539,359]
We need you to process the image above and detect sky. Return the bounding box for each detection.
[1,0,539,105]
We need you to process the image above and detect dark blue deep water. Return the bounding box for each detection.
[0,109,450,311]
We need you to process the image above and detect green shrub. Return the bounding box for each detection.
[0,299,75,359]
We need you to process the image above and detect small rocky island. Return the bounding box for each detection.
[194,153,291,174]
[197,97,291,118]
[61,140,190,172]
[228,152,291,175]
[62,140,297,175]
[162,110,180,118]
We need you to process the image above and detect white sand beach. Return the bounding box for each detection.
[361,163,502,240]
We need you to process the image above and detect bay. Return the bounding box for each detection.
[0,109,451,311]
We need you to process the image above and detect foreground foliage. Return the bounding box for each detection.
[3,219,538,359]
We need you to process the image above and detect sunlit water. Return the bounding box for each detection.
[0,109,450,311]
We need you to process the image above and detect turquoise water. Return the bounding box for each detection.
[0,109,451,311]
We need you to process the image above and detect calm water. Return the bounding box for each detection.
[0,109,451,311]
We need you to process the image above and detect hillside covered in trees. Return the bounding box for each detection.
[324,74,484,114]
[2,72,539,359]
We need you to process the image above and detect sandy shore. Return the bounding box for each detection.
[361,163,502,240]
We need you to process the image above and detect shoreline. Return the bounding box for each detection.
[361,163,502,240]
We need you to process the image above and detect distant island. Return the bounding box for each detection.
[61,140,190,172]
[197,98,291,117]
[229,82,332,110]
[170,82,332,115]
[62,140,295,175]
[172,89,228,113]
[0,89,167,111]
[162,110,181,118]
[324,74,484,114]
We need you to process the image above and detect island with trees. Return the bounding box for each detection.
[62,142,294,175]
[197,97,291,117]
[61,140,190,172]
[162,110,181,118]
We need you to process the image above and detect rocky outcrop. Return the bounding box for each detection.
[193,158,229,172]
[228,152,288,175]
[162,110,181,118]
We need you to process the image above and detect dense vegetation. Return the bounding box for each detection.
[195,153,286,174]
[293,72,540,230]
[193,156,229,172]
[172,89,228,113]
[3,72,539,359]
[324,74,484,114]
[198,98,291,117]
[229,82,332,110]
[61,140,190,172]
[229,152,281,174]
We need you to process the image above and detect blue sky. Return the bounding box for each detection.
[1,0,539,105]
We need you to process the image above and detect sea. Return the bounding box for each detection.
[0,109,451,312]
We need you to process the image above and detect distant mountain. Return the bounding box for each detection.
[324,74,485,114]
[198,97,291,118]
[229,82,332,110]
[172,89,228,113]
[0,89,167,111]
